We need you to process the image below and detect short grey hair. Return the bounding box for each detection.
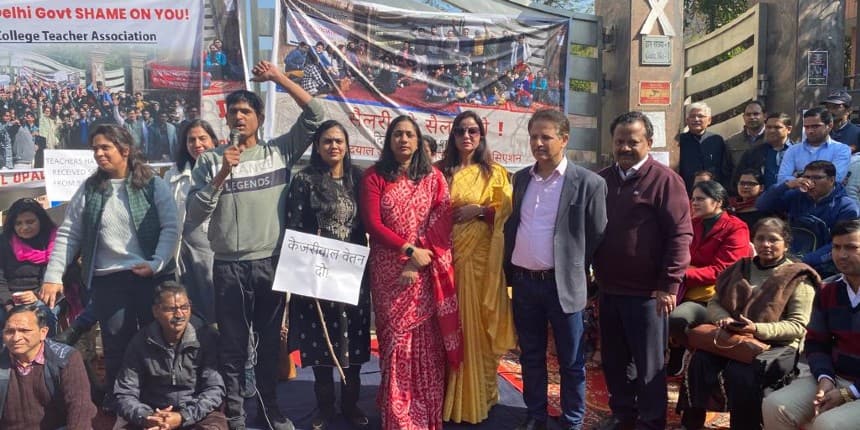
[687,102,712,117]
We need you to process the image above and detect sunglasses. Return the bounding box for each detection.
[453,126,480,137]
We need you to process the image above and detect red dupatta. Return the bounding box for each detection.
[418,184,464,368]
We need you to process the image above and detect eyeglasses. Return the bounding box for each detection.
[160,304,191,314]
[801,174,829,181]
[453,126,480,137]
[738,181,761,187]
[803,123,826,129]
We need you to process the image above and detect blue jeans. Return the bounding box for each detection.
[511,273,586,429]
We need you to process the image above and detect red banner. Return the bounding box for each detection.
[148,62,201,91]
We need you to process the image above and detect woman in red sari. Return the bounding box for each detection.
[360,115,463,430]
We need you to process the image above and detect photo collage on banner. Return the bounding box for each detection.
[0,0,205,168]
[275,0,570,167]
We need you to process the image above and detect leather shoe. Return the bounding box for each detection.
[515,417,547,430]
[590,415,635,430]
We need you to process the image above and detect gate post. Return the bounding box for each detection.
[596,1,685,167]
[754,0,845,138]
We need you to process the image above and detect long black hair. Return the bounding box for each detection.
[3,198,56,249]
[438,110,493,179]
[175,119,219,172]
[309,119,358,190]
[374,115,432,182]
[86,124,153,191]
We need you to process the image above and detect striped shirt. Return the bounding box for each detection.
[805,276,860,394]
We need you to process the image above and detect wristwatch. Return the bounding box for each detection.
[839,387,856,403]
[477,206,486,220]
[404,246,415,257]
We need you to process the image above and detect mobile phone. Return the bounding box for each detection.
[729,320,746,328]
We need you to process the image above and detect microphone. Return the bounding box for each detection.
[229,128,241,148]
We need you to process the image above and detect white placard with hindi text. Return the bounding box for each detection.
[272,229,370,306]
[43,150,98,203]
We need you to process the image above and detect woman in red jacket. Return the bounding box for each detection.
[667,180,752,375]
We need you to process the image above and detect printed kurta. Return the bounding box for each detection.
[360,166,461,430]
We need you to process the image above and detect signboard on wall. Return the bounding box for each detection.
[639,81,671,105]
[808,50,828,86]
[641,35,671,66]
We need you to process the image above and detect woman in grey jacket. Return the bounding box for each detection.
[40,124,179,411]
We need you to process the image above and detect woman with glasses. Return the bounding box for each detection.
[286,120,371,429]
[729,168,767,236]
[435,110,515,423]
[667,180,752,376]
[360,115,461,430]
[677,217,817,430]
[0,198,60,334]
[39,124,178,410]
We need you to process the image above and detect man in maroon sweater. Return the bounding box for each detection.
[592,112,693,430]
[0,305,96,430]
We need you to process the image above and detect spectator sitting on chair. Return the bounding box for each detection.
[678,217,818,430]
[756,160,860,277]
[0,305,96,430]
[666,180,752,377]
[0,198,60,335]
[113,282,226,430]
[763,219,860,430]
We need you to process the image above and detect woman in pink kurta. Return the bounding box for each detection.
[360,115,463,430]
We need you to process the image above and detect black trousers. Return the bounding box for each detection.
[213,257,285,429]
[599,293,669,430]
[680,345,797,430]
[91,270,172,394]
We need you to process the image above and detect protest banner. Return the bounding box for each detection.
[272,229,369,306]
[272,0,570,167]
[0,0,203,163]
[0,169,45,189]
[43,149,97,202]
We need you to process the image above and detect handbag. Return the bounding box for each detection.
[687,323,770,364]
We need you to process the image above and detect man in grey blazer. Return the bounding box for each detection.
[504,109,608,430]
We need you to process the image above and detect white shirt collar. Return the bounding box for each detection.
[835,275,860,307]
[616,154,650,179]
[529,156,568,180]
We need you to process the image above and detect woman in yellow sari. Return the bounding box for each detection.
[437,110,516,423]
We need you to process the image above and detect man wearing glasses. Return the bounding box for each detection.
[777,107,851,184]
[113,282,227,430]
[757,160,859,276]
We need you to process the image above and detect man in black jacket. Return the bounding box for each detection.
[113,282,226,429]
[679,102,734,193]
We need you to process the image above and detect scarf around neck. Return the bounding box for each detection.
[10,229,56,265]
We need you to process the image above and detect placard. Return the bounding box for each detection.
[43,150,97,202]
[272,229,369,306]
